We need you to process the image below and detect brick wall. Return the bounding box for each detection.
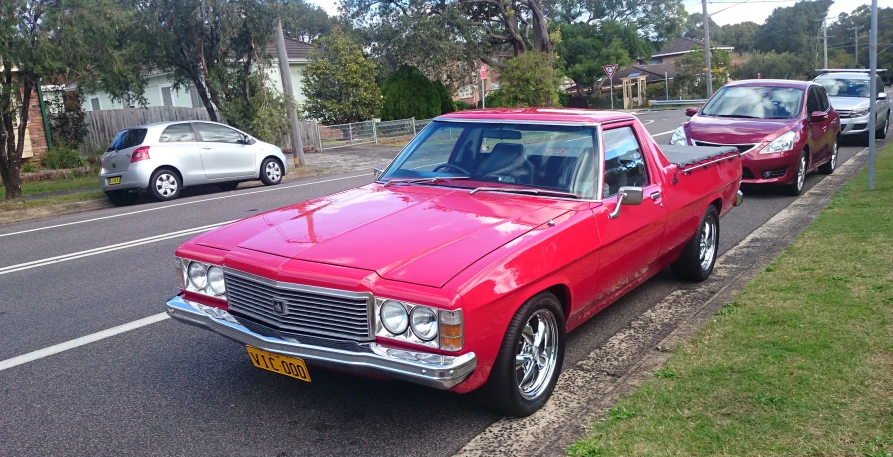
[24,85,48,162]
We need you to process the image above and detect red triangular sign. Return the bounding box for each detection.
[603,64,618,79]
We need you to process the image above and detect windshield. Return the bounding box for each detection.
[701,86,804,119]
[380,121,599,198]
[817,78,870,98]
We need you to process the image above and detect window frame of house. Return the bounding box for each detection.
[160,84,174,107]
[90,97,102,111]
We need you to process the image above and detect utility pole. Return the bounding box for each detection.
[823,17,829,68]
[855,25,861,67]
[276,17,305,167]
[702,0,714,97]
[868,0,878,189]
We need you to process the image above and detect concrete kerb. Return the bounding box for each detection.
[452,146,872,457]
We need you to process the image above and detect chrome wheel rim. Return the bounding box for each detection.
[796,156,806,191]
[155,173,178,197]
[699,215,717,271]
[831,141,838,169]
[265,162,282,182]
[515,309,559,401]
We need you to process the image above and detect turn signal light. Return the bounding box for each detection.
[131,146,150,163]
[439,309,463,351]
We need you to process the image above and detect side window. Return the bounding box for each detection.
[602,127,648,198]
[194,123,244,144]
[160,124,196,143]
[806,87,820,113]
[817,87,830,111]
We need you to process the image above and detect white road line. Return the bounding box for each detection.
[652,130,676,137]
[640,120,655,126]
[0,173,369,239]
[0,220,234,276]
[0,313,170,372]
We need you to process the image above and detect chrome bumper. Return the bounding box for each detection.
[735,189,744,207]
[165,295,477,390]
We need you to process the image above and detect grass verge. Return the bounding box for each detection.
[569,147,893,457]
[0,174,98,200]
[0,190,106,213]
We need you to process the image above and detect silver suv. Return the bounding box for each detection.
[99,121,288,205]
[814,69,890,144]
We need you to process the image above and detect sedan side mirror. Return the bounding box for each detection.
[373,167,384,180]
[810,111,829,122]
[685,107,698,117]
[879,92,888,100]
[609,186,644,219]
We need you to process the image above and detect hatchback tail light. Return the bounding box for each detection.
[131,146,150,163]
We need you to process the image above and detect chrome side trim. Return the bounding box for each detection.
[166,295,477,390]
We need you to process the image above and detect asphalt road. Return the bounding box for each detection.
[0,110,877,457]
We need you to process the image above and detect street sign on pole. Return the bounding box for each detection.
[603,64,617,79]
[480,65,487,80]
[480,65,487,109]
[869,0,878,190]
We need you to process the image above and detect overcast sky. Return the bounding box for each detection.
[308,0,890,27]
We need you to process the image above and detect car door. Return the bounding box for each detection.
[806,86,831,165]
[591,125,667,305]
[877,75,890,126]
[192,122,256,179]
[156,123,204,185]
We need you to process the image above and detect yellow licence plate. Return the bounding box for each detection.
[246,346,311,382]
[108,176,121,185]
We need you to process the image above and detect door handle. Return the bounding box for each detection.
[650,191,661,201]
[201,146,212,150]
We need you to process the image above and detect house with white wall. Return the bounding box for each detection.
[79,37,312,112]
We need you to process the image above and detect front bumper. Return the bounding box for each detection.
[840,114,871,136]
[740,150,799,185]
[165,295,477,390]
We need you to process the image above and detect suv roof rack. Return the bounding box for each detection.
[816,68,887,73]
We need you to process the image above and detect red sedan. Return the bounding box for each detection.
[670,79,841,195]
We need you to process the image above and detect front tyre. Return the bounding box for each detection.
[818,138,838,175]
[149,169,181,201]
[671,205,719,281]
[485,292,566,417]
[260,158,283,186]
[784,151,807,196]
[877,111,889,139]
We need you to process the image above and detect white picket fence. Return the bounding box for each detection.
[317,117,434,150]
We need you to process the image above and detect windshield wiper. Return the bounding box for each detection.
[713,114,760,119]
[469,186,579,199]
[383,176,469,187]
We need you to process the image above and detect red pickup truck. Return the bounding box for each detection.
[166,108,743,416]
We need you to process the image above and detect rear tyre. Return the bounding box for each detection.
[877,111,890,139]
[105,190,138,207]
[671,205,719,282]
[218,181,240,191]
[818,139,838,175]
[260,158,283,186]
[149,168,181,201]
[484,292,565,417]
[784,151,807,196]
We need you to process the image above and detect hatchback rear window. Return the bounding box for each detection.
[108,128,147,151]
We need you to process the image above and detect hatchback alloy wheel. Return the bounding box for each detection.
[155,173,178,198]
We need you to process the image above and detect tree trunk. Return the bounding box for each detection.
[528,0,553,56]
[0,75,25,201]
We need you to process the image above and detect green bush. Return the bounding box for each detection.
[431,80,455,114]
[484,89,513,108]
[380,65,441,121]
[41,143,85,169]
[21,162,39,173]
[47,93,89,147]
[498,52,561,107]
[454,100,473,111]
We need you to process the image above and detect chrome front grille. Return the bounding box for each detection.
[692,139,756,154]
[225,271,373,342]
[837,109,852,118]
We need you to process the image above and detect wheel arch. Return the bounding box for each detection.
[150,165,183,187]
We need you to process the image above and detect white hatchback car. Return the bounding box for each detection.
[99,121,289,205]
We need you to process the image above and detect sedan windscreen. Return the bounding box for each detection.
[380,121,599,198]
[701,86,804,119]
[817,78,870,98]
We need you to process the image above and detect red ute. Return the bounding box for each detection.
[670,79,842,195]
[166,109,743,416]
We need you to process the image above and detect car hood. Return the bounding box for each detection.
[828,96,869,111]
[686,116,798,145]
[190,184,569,288]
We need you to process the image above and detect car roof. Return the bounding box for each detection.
[724,79,815,89]
[437,108,635,124]
[126,120,226,130]
[815,72,871,80]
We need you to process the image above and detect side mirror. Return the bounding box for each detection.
[373,167,384,180]
[685,107,698,117]
[810,111,828,122]
[879,92,887,100]
[609,186,644,219]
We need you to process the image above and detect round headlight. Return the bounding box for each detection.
[380,301,409,335]
[207,266,225,295]
[410,306,438,341]
[187,262,208,290]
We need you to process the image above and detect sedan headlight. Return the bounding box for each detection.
[669,126,688,146]
[375,298,464,351]
[850,107,870,117]
[178,258,227,301]
[759,131,797,155]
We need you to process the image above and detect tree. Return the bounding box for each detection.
[682,13,722,44]
[755,0,831,55]
[546,0,687,45]
[0,0,143,200]
[380,66,440,121]
[675,47,731,99]
[721,21,758,53]
[555,21,650,96]
[731,51,815,81]
[431,80,455,114]
[279,0,334,43]
[301,28,382,124]
[497,51,560,107]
